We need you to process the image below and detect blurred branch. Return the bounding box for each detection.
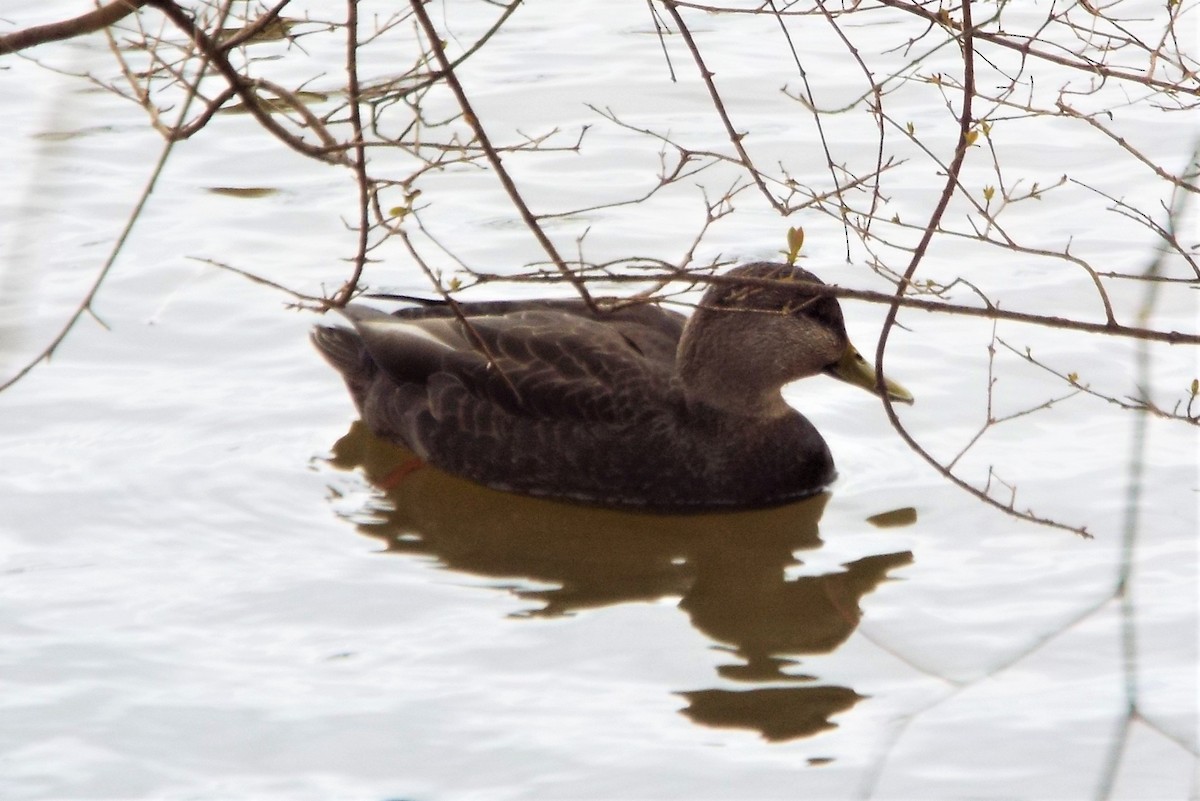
[0,0,151,55]
[145,0,349,164]
[461,269,1199,346]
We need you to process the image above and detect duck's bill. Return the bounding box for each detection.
[825,344,914,405]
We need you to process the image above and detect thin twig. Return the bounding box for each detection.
[659,1,786,213]
[1,1,236,391]
[878,0,1090,536]
[407,0,595,309]
[332,0,372,306]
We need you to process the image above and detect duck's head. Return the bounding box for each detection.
[677,262,913,416]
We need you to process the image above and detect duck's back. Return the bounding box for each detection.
[313,298,834,510]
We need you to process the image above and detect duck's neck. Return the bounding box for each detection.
[677,314,793,419]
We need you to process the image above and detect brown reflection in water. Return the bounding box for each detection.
[328,421,912,742]
[679,686,863,742]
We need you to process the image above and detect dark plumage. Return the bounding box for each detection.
[312,262,911,511]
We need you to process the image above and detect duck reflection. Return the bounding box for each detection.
[327,421,912,741]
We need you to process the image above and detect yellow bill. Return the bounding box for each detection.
[825,344,914,404]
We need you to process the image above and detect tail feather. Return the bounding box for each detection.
[311,326,365,372]
[312,326,376,410]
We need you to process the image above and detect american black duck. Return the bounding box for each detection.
[312,262,912,511]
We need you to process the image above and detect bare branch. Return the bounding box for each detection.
[0,0,151,55]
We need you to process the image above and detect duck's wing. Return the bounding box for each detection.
[334,303,683,426]
[387,297,686,365]
[458,309,682,423]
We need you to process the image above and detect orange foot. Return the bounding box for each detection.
[379,456,425,490]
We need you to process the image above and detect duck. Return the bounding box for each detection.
[312,261,912,511]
